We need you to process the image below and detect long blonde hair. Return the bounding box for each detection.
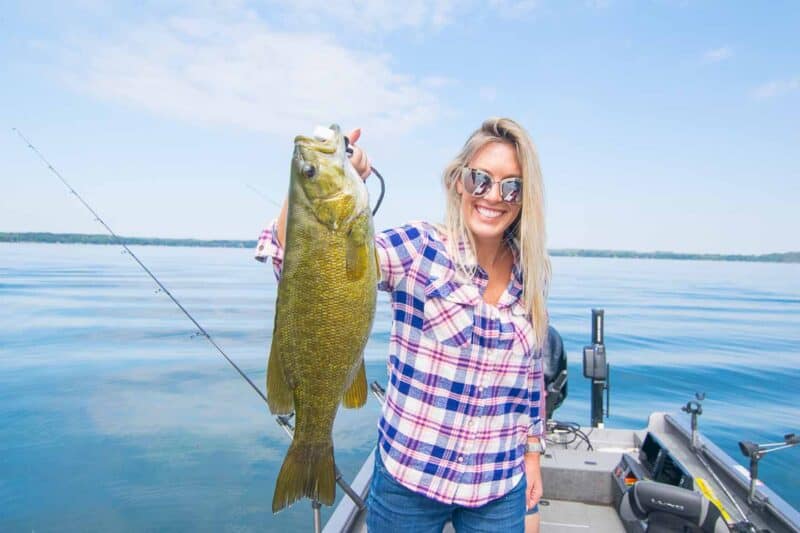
[441,117,551,347]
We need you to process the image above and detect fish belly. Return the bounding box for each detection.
[268,208,376,512]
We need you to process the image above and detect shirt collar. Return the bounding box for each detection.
[451,234,524,308]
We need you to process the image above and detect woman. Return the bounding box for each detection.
[257,118,549,532]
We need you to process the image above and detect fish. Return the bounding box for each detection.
[267,124,378,513]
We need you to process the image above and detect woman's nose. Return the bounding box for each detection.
[484,181,503,203]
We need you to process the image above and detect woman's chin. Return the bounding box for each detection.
[466,215,510,243]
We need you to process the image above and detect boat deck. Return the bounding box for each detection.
[539,499,626,532]
[324,412,800,533]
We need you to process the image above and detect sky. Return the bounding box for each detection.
[1,0,798,254]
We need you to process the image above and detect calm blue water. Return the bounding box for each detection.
[1,243,798,532]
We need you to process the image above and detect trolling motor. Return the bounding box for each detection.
[739,433,800,505]
[583,309,610,428]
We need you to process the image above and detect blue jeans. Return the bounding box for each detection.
[366,451,528,533]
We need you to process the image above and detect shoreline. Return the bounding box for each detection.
[2,232,798,263]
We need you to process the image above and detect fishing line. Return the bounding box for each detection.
[368,166,386,216]
[244,181,283,209]
[12,127,270,405]
[14,127,367,516]
[344,136,386,216]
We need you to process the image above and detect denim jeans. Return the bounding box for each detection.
[366,451,528,533]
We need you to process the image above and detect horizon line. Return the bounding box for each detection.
[2,231,798,264]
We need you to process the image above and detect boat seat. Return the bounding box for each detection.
[543,325,568,419]
[619,480,728,533]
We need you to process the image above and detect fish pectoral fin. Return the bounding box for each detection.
[342,359,368,409]
[345,238,369,281]
[267,342,294,414]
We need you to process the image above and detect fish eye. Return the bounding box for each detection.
[302,164,317,179]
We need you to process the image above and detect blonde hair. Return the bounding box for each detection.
[441,117,551,347]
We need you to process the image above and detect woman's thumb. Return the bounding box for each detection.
[347,128,362,144]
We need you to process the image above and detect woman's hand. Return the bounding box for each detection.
[524,451,544,510]
[347,128,372,180]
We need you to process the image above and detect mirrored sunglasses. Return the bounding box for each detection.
[461,167,523,204]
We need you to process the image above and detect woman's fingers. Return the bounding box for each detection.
[361,154,372,178]
[346,127,371,179]
[352,150,371,179]
[528,480,543,508]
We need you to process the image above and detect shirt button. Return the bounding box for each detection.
[457,456,464,463]
[467,419,474,427]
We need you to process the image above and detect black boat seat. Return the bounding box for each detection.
[542,325,568,419]
[619,480,728,533]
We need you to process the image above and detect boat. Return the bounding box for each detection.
[319,310,800,533]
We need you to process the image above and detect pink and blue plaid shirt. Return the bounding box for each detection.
[256,220,544,507]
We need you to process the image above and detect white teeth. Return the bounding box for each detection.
[476,206,502,219]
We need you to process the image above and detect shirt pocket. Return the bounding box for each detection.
[422,276,479,349]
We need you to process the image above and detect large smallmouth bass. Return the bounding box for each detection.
[268,125,378,513]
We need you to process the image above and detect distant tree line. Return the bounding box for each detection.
[0,232,255,249]
[2,232,798,263]
[549,248,800,263]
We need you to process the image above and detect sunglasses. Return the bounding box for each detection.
[461,167,523,204]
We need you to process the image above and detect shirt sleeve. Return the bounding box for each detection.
[254,220,284,282]
[528,354,545,438]
[256,220,425,289]
[375,223,427,293]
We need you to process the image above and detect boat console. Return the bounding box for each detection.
[635,432,694,490]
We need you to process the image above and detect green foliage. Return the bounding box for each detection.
[549,248,800,263]
[0,232,255,248]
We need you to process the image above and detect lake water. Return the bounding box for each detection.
[1,243,799,532]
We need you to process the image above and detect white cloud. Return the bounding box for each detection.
[752,77,800,100]
[63,11,445,136]
[266,0,460,33]
[702,46,732,63]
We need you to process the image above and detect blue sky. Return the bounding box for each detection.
[1,0,798,254]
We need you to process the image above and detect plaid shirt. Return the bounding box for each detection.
[255,220,544,507]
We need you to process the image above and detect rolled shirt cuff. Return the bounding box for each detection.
[254,220,284,281]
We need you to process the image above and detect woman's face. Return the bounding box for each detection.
[456,141,523,248]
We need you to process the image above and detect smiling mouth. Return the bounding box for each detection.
[475,205,504,219]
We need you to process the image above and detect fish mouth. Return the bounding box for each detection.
[293,136,338,154]
[293,124,343,155]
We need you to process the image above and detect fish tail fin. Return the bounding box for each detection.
[342,359,367,408]
[267,342,294,414]
[272,441,336,513]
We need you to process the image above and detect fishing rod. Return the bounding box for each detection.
[13,127,269,405]
[13,128,367,530]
